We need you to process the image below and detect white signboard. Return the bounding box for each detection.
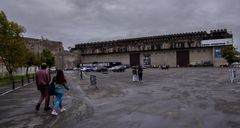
[201,38,233,46]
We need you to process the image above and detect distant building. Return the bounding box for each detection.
[24,37,64,68]
[63,50,81,69]
[0,38,65,77]
[73,29,233,67]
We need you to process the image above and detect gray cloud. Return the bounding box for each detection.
[0,0,239,49]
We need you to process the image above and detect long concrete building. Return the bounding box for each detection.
[73,29,233,67]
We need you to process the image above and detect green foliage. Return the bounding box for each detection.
[222,46,239,65]
[40,49,55,67]
[24,49,38,76]
[24,49,38,66]
[0,10,28,78]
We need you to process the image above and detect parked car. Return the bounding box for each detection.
[230,62,240,68]
[64,67,73,71]
[109,65,126,72]
[122,64,131,69]
[94,66,108,72]
[49,67,57,73]
[81,66,94,72]
[160,64,169,69]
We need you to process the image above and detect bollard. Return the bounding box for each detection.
[27,75,30,83]
[80,71,83,79]
[12,78,15,89]
[21,76,24,86]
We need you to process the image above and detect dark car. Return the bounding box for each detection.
[94,66,108,72]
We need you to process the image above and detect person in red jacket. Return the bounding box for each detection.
[35,63,51,111]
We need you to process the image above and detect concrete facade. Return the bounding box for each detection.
[83,53,129,64]
[80,47,227,67]
[73,29,232,67]
[24,37,64,68]
[63,50,81,69]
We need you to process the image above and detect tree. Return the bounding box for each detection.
[40,49,55,68]
[0,10,27,78]
[24,49,38,76]
[222,45,239,65]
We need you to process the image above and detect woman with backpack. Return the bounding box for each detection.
[51,70,69,116]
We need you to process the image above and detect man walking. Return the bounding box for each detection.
[138,66,143,81]
[35,63,51,111]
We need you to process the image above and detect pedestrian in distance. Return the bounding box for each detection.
[35,63,51,111]
[138,66,143,81]
[132,67,138,81]
[51,70,69,116]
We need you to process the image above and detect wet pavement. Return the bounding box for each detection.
[0,71,93,128]
[1,67,240,128]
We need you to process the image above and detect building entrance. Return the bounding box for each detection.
[177,51,189,67]
[130,53,140,66]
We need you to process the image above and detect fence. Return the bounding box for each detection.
[0,74,35,95]
[0,65,37,78]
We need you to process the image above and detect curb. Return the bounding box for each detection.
[0,81,34,97]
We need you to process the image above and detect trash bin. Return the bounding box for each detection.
[90,75,97,89]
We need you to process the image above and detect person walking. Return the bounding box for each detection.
[35,63,51,111]
[132,68,138,81]
[48,75,56,108]
[137,66,143,81]
[51,70,69,116]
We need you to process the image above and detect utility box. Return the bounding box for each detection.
[90,75,98,89]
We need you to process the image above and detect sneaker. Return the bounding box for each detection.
[35,104,40,111]
[51,110,58,116]
[44,107,52,111]
[60,108,66,112]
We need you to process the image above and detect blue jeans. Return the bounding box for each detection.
[53,88,64,109]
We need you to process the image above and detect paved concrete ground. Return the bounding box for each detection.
[0,71,92,128]
[74,68,240,128]
[1,67,240,128]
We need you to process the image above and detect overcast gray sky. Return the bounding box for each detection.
[0,0,239,50]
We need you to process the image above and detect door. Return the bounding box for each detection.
[176,51,189,67]
[130,53,140,66]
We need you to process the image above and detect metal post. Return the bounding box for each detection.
[28,75,30,83]
[33,74,35,81]
[21,76,24,86]
[12,78,15,89]
[80,71,83,79]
